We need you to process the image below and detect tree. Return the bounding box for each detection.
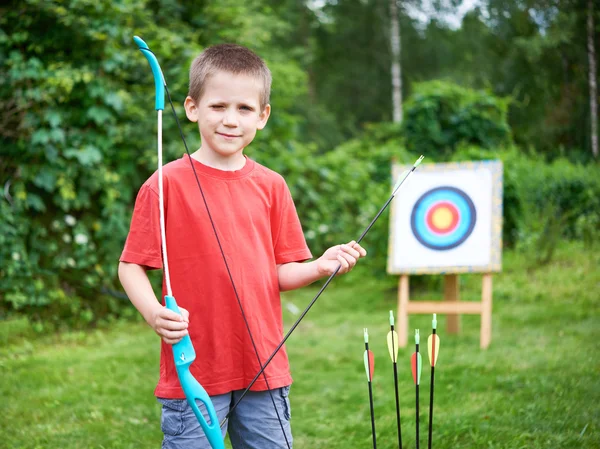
[588,0,598,158]
[390,0,403,123]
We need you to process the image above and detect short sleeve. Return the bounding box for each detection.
[120,183,163,269]
[271,180,312,265]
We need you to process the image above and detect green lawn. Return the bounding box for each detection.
[1,242,598,448]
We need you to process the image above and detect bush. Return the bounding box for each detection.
[451,146,600,264]
[0,0,311,328]
[403,81,511,159]
[268,123,415,276]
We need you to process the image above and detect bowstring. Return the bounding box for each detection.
[156,60,291,449]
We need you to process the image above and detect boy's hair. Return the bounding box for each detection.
[188,44,272,110]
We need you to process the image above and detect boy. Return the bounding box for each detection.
[118,44,366,449]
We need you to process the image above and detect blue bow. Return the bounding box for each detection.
[133,35,225,449]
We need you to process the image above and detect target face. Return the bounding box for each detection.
[410,186,476,250]
[388,160,503,274]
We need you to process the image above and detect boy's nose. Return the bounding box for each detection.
[222,109,238,127]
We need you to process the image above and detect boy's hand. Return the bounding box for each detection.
[316,240,367,276]
[149,306,190,345]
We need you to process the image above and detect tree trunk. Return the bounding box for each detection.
[389,0,403,123]
[588,0,598,159]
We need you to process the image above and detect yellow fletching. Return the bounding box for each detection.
[387,330,399,363]
[428,334,440,367]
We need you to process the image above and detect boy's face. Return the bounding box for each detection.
[184,71,270,163]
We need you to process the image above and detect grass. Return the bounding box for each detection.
[1,242,598,448]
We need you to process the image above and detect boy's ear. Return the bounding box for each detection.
[256,104,271,130]
[184,96,199,122]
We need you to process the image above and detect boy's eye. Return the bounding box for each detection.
[211,105,225,110]
[240,106,253,111]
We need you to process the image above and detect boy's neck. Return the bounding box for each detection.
[191,148,247,171]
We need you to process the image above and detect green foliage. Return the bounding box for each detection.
[271,124,413,275]
[402,81,511,159]
[451,145,600,264]
[1,0,598,329]
[307,0,598,160]
[0,0,311,327]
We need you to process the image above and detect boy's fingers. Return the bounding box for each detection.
[348,241,367,257]
[338,249,357,266]
[337,254,350,272]
[160,306,190,324]
[178,307,190,323]
[163,336,185,345]
[340,244,361,259]
[162,328,188,340]
[158,316,188,331]
[159,307,184,321]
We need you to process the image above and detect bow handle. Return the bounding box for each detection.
[165,295,225,449]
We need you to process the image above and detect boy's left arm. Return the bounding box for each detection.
[277,240,367,292]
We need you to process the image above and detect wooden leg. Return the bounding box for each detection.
[444,274,460,334]
[398,275,409,347]
[480,273,493,349]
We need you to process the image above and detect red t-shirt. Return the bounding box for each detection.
[120,155,312,398]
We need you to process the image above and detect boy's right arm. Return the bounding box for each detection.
[118,261,189,345]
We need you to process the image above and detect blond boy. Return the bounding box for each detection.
[119,44,366,449]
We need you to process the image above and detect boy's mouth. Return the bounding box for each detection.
[217,132,240,139]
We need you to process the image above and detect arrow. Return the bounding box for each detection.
[387,311,403,449]
[411,329,422,449]
[364,328,377,449]
[427,314,440,449]
[225,155,424,420]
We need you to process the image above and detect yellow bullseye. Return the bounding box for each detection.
[431,207,453,230]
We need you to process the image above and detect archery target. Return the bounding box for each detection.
[387,161,503,274]
[411,186,476,251]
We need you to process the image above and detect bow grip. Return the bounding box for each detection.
[165,295,225,449]
[133,36,165,111]
[164,295,198,366]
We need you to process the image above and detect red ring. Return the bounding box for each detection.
[425,201,460,235]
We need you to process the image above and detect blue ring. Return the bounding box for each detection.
[410,187,476,250]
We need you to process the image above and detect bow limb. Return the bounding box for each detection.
[134,36,225,449]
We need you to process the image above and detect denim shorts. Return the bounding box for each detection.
[158,386,293,449]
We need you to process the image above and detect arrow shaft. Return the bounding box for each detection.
[368,380,377,449]
[357,162,416,243]
[227,159,422,419]
[428,366,435,449]
[393,362,402,449]
[428,326,437,449]
[416,383,420,449]
[416,341,420,449]
[389,322,402,449]
[365,339,377,449]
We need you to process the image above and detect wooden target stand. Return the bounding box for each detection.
[396,273,493,349]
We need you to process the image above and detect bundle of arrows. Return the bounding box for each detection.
[363,313,440,449]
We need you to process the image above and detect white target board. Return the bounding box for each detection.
[387,161,503,274]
